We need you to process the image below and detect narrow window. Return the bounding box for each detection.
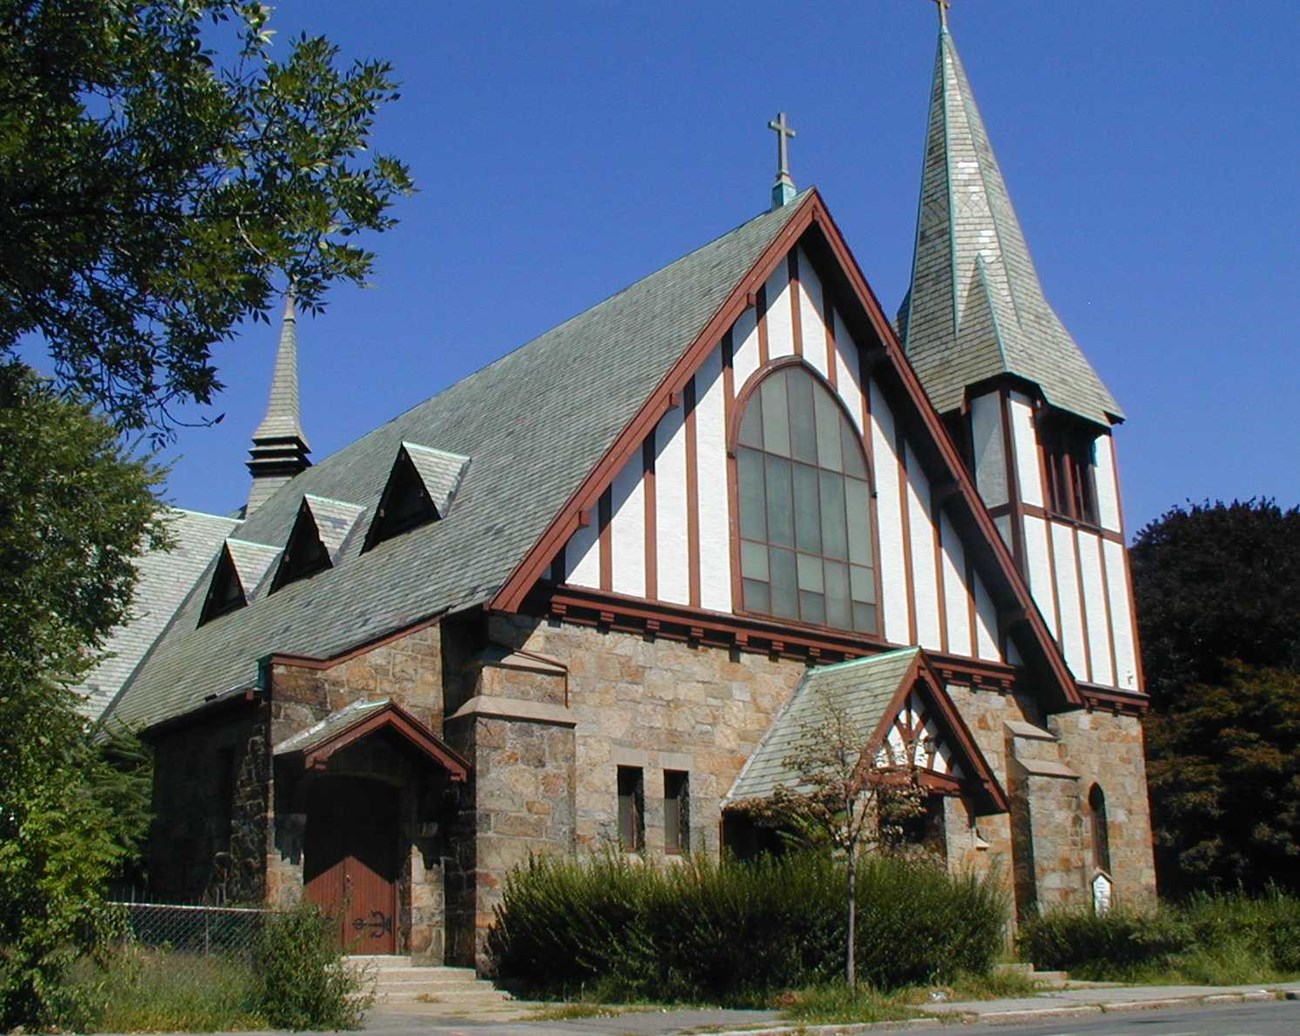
[663,770,690,854]
[1041,417,1099,526]
[1088,783,1111,874]
[617,767,644,852]
[735,364,878,635]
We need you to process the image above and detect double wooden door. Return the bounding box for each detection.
[304,777,399,954]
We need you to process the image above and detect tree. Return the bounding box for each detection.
[731,693,926,989]
[0,0,413,432]
[0,364,166,1028]
[1131,499,1300,895]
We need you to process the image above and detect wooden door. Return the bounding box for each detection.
[304,778,399,954]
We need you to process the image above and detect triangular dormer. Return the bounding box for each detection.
[199,545,247,624]
[270,495,364,592]
[199,538,283,624]
[363,443,469,551]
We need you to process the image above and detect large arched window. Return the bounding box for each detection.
[735,363,878,634]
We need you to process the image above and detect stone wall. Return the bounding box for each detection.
[148,702,269,905]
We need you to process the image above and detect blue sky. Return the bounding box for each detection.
[152,0,1299,538]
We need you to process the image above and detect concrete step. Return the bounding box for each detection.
[993,962,1071,988]
[348,957,523,1008]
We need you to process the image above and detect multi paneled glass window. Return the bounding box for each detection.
[736,364,878,634]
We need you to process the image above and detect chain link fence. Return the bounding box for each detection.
[111,902,272,958]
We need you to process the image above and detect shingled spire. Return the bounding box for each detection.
[246,292,311,515]
[898,22,1123,427]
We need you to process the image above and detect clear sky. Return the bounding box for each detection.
[149,0,1299,538]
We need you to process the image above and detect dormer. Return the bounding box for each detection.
[270,495,365,592]
[363,443,469,551]
[198,538,281,625]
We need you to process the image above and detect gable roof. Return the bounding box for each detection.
[898,27,1123,427]
[104,195,812,731]
[75,508,241,720]
[401,443,469,518]
[727,647,1006,815]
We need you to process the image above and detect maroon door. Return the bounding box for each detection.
[304,778,399,954]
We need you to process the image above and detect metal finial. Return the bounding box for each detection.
[768,112,797,209]
[933,0,950,30]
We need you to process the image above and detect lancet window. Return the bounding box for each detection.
[734,363,878,635]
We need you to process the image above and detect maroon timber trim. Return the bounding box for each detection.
[491,194,815,616]
[643,438,658,600]
[684,378,701,608]
[998,392,1028,571]
[535,585,1017,695]
[1078,682,1149,717]
[266,611,448,672]
[493,190,1083,710]
[281,701,471,780]
[756,283,770,366]
[896,424,919,645]
[933,495,949,653]
[598,489,612,592]
[1096,531,1119,686]
[1072,526,1094,684]
[788,251,803,357]
[860,652,1009,816]
[822,279,838,390]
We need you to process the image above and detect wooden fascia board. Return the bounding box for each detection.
[804,198,1081,709]
[295,703,470,780]
[490,194,820,614]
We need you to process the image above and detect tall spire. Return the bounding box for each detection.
[246,292,311,515]
[898,23,1123,426]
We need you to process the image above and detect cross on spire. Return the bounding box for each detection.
[768,112,797,209]
[932,0,951,30]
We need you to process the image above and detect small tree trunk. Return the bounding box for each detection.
[846,849,857,989]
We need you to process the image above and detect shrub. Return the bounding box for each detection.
[252,901,372,1030]
[488,851,1006,1003]
[1018,907,1188,978]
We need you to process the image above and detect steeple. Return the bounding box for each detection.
[898,22,1123,427]
[246,292,311,515]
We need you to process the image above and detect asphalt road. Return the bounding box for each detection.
[924,1000,1300,1036]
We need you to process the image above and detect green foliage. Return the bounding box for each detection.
[1131,500,1300,895]
[0,366,165,1030]
[1019,892,1300,983]
[488,852,1007,1005]
[0,0,413,431]
[777,983,916,1025]
[69,947,262,1032]
[252,901,372,1030]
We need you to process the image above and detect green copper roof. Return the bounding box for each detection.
[898,29,1123,426]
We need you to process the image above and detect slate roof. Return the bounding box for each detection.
[727,648,921,802]
[402,443,470,517]
[224,539,282,602]
[104,193,812,731]
[76,508,241,720]
[898,28,1123,427]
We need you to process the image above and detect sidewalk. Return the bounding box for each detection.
[363,980,1300,1034]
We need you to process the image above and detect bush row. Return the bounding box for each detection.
[1020,891,1300,982]
[487,852,1007,1003]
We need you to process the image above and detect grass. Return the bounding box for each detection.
[68,946,266,1032]
[527,1001,644,1020]
[778,969,1045,1024]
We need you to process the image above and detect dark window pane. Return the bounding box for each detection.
[664,771,689,854]
[853,602,878,633]
[842,421,867,478]
[765,455,794,547]
[741,540,768,581]
[793,463,822,553]
[820,472,848,559]
[800,591,826,626]
[738,448,766,540]
[738,392,764,448]
[815,388,844,472]
[743,578,770,614]
[760,373,790,457]
[770,547,798,618]
[788,368,818,464]
[846,477,873,566]
[825,561,851,629]
[618,767,644,852]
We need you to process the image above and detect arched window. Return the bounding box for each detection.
[1088,783,1112,875]
[735,363,878,634]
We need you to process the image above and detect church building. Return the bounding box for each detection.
[102,18,1156,967]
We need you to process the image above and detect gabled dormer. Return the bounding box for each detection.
[198,538,281,625]
[270,495,365,592]
[363,443,469,551]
